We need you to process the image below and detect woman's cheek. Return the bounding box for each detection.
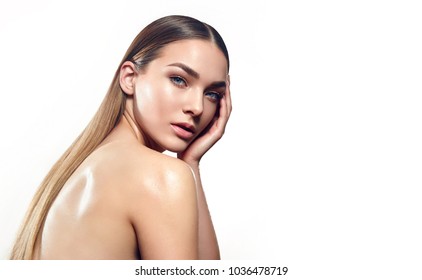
[200,103,218,130]
[135,84,160,114]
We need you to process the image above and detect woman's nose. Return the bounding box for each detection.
[182,90,203,116]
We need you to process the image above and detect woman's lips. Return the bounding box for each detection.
[171,123,196,140]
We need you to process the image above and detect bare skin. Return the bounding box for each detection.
[34,39,232,259]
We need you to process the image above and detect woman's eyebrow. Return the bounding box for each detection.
[167,62,200,79]
[168,62,227,89]
[208,81,226,89]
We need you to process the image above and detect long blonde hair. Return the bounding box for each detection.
[10,15,230,259]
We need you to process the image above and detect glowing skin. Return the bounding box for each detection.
[123,39,228,153]
[35,39,231,260]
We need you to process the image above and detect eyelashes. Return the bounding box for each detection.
[170,76,187,87]
[169,76,223,101]
[205,91,222,101]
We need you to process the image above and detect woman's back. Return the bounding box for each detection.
[34,117,198,259]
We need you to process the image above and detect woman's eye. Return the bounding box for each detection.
[206,91,222,101]
[170,76,187,87]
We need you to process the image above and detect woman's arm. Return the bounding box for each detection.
[188,162,221,259]
[129,159,199,259]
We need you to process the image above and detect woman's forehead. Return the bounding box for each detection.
[154,39,228,78]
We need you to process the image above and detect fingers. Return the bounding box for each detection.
[220,76,232,123]
[210,77,231,141]
[225,75,232,118]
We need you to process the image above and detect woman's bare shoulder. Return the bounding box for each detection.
[88,139,196,197]
[89,140,199,259]
[120,146,199,259]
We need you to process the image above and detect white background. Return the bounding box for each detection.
[1,0,421,278]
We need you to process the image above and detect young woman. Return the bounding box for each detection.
[11,15,231,260]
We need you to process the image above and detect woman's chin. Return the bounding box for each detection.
[161,141,190,155]
[164,146,187,155]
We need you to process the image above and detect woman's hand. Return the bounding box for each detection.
[178,77,232,165]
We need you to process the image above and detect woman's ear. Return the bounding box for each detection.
[119,61,137,95]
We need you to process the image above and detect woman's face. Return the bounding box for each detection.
[132,39,228,153]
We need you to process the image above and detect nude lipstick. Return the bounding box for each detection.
[171,123,196,140]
